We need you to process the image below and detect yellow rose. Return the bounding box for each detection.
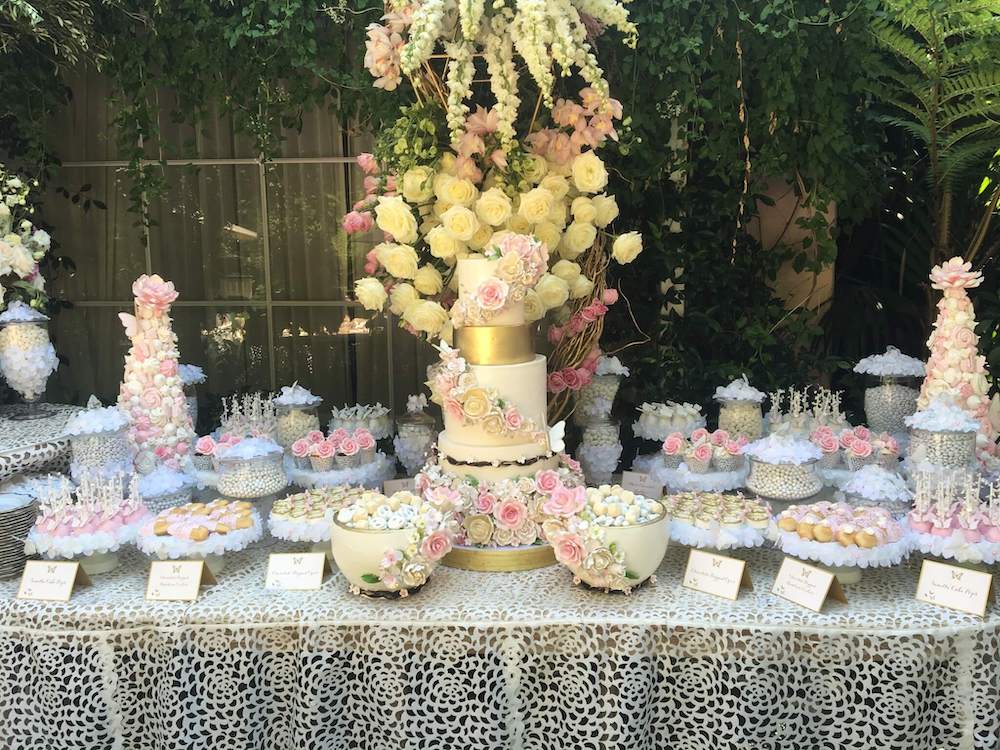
[413,264,444,295]
[439,320,454,345]
[551,259,581,282]
[483,415,505,434]
[374,196,418,243]
[569,275,595,299]
[522,154,548,183]
[535,273,570,310]
[443,177,479,207]
[376,242,419,279]
[433,174,454,201]
[560,222,597,259]
[465,515,495,545]
[539,174,570,201]
[354,277,388,311]
[389,283,419,315]
[403,299,449,335]
[612,231,644,264]
[571,151,609,194]
[591,193,619,227]
[507,214,532,234]
[533,221,562,253]
[439,152,458,175]
[468,222,494,250]
[546,199,568,228]
[461,388,490,419]
[518,187,555,223]
[523,289,545,322]
[571,196,597,224]
[441,205,480,241]
[426,225,465,259]
[401,166,435,203]
[474,187,513,227]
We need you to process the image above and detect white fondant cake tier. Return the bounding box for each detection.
[438,433,558,481]
[442,355,549,446]
[457,258,525,327]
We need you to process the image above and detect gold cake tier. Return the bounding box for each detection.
[455,324,534,365]
[442,543,556,571]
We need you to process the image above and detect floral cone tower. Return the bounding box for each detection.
[918,257,998,464]
[118,275,195,474]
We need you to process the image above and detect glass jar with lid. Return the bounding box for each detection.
[0,301,58,418]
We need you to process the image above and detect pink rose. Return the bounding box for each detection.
[883,436,899,455]
[314,441,335,459]
[535,470,561,494]
[154,445,171,459]
[710,429,730,446]
[135,416,152,430]
[331,428,350,443]
[175,442,189,456]
[724,439,743,456]
[427,486,460,508]
[356,152,378,175]
[690,427,710,444]
[662,435,685,456]
[340,438,360,456]
[852,426,871,441]
[307,430,325,444]
[291,439,310,458]
[475,278,510,311]
[542,485,586,517]
[195,436,216,456]
[132,274,179,311]
[563,455,581,472]
[494,498,528,530]
[955,328,976,347]
[415,473,431,493]
[342,210,374,234]
[575,368,593,387]
[602,288,619,305]
[548,327,564,344]
[420,530,453,562]
[561,368,582,391]
[475,492,497,514]
[159,360,178,377]
[580,305,599,323]
[356,432,376,450]
[547,372,567,394]
[355,428,374,443]
[818,435,839,454]
[444,398,465,421]
[839,431,855,449]
[849,440,872,458]
[691,443,713,463]
[553,533,586,567]
[140,389,162,409]
[503,408,524,431]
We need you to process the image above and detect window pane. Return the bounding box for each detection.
[276,106,345,159]
[266,163,356,301]
[46,69,123,162]
[43,167,146,302]
[148,165,264,301]
[150,93,257,161]
[389,323,436,413]
[174,306,271,396]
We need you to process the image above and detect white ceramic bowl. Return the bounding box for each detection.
[330,520,424,594]
[567,513,670,591]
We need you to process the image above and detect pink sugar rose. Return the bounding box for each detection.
[136,415,152,430]
[415,473,430,493]
[140,389,161,409]
[331,428,350,443]
[955,328,977,347]
[662,435,685,456]
[420,530,453,562]
[602,288,619,305]
[724,439,743,456]
[475,277,510,311]
[548,327,564,344]
[355,428,373,442]
[736,436,749,448]
[710,429,730,446]
[154,445,171,459]
[839,431,855,449]
[475,492,497,514]
[291,439,310,458]
[690,427,710,444]
[307,430,325,444]
[356,432,376,450]
[852,426,871,441]
[547,372,567,394]
[535,469,561,494]
[314,441,335,459]
[195,436,216,456]
[542,485,586,517]
[563,455,581,472]
[691,443,713,463]
[342,210,374,235]
[818,435,839,454]
[503,408,524,431]
[159,360,178,377]
[340,438,360,456]
[553,533,586,567]
[561,368,582,390]
[849,440,873,458]
[444,398,465,421]
[494,498,529,530]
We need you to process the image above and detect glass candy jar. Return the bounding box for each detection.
[0,302,58,417]
[394,411,436,476]
[576,374,622,420]
[717,398,763,440]
[909,428,976,470]
[69,425,133,481]
[864,375,920,434]
[745,457,822,501]
[578,417,622,486]
[275,403,321,449]
[217,450,288,499]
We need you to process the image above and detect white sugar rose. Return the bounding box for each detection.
[570,275,595,299]
[540,174,570,201]
[389,283,419,315]
[571,196,597,224]
[592,194,619,227]
[401,166,435,203]
[571,151,609,194]
[355,277,388,311]
[518,187,555,224]
[523,289,545,322]
[535,273,570,310]
[475,187,513,227]
[612,232,644,264]
[427,225,465,259]
[441,205,480,241]
[560,221,597,259]
[443,177,479,207]
[413,264,444,295]
[533,221,562,253]
[375,196,418,243]
[376,242,419,279]
[551,259,581,282]
[522,154,549,183]
[403,299,449,335]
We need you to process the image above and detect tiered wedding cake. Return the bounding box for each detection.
[419,236,585,571]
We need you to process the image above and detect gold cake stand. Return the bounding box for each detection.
[443,543,556,572]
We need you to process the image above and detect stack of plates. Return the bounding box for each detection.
[0,492,37,579]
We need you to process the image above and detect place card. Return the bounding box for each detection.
[145,560,216,602]
[383,477,416,494]
[265,553,331,591]
[915,560,993,617]
[771,557,847,612]
[682,549,752,601]
[620,471,664,499]
[17,561,91,601]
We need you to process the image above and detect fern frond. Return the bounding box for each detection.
[939,99,1000,130]
[870,20,935,78]
[876,113,931,144]
[940,68,1000,104]
[941,120,1000,150]
[939,140,1000,190]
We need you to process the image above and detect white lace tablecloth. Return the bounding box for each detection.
[0,404,81,481]
[0,542,997,749]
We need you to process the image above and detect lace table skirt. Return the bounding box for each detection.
[0,543,997,749]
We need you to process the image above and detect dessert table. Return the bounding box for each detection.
[0,404,81,481]
[1,542,998,750]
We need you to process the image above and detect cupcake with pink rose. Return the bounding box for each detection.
[337,436,362,469]
[712,438,745,473]
[310,440,336,472]
[355,428,377,462]
[685,442,714,474]
[290,438,311,469]
[661,432,686,469]
[813,432,841,469]
[845,438,875,471]
[193,435,217,471]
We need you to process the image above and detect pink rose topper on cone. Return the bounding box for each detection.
[118,274,196,474]
[919,257,998,465]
